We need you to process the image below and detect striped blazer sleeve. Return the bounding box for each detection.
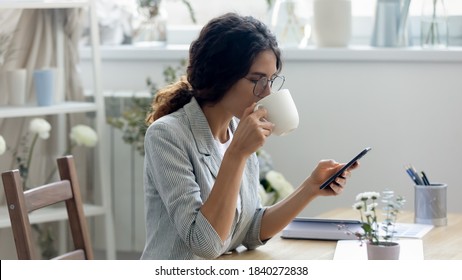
[144,121,229,258]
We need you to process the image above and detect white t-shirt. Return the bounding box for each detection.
[213,128,241,211]
[215,129,232,157]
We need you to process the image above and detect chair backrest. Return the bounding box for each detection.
[1,155,94,260]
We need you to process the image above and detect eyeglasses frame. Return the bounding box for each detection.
[244,75,285,97]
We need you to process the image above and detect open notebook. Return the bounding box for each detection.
[281,217,434,240]
[281,218,362,240]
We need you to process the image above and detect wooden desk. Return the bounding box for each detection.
[218,208,462,260]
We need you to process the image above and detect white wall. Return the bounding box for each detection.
[80,47,462,220]
[266,53,462,217]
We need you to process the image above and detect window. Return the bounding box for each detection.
[91,0,461,46]
[161,0,462,25]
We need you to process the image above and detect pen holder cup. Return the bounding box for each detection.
[414,183,447,226]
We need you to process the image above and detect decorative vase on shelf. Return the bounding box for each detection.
[134,2,168,46]
[371,0,411,48]
[33,68,56,107]
[7,68,27,106]
[366,241,400,260]
[421,0,448,48]
[271,0,305,48]
[312,0,352,47]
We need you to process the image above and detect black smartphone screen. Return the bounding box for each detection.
[319,147,371,190]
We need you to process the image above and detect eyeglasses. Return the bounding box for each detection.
[244,75,285,97]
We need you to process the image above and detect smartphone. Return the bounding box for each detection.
[319,147,371,190]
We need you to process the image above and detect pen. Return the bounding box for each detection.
[405,167,418,184]
[421,171,431,185]
[409,165,424,185]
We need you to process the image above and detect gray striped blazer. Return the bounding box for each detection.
[140,97,267,260]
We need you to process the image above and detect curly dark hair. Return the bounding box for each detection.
[146,12,282,124]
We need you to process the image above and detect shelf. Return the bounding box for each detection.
[0,204,106,228]
[80,45,462,63]
[0,102,97,118]
[80,44,190,61]
[0,0,89,9]
[282,46,462,62]
[0,0,116,259]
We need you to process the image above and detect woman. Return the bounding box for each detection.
[141,13,358,260]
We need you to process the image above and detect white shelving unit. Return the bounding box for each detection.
[0,102,98,118]
[0,0,115,259]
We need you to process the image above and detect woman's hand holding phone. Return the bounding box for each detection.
[319,147,371,190]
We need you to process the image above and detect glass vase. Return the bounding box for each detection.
[134,3,168,46]
[270,0,305,48]
[420,0,448,48]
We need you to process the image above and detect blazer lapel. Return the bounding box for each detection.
[184,98,222,179]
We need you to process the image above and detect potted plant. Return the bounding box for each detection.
[340,190,406,260]
[106,61,186,156]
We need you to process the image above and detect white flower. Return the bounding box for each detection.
[356,191,380,201]
[352,201,363,210]
[350,190,405,245]
[29,118,52,139]
[367,202,378,211]
[257,149,274,181]
[0,135,6,155]
[364,210,374,217]
[70,125,98,147]
[265,170,294,203]
[258,184,276,206]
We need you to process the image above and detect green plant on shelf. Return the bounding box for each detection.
[106,60,187,156]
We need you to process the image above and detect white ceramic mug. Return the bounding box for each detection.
[254,89,299,136]
[7,69,27,106]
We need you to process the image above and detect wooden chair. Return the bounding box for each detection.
[1,155,94,260]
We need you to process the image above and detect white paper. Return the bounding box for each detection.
[392,223,434,238]
[333,239,424,260]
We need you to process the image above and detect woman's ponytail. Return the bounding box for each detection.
[145,76,193,124]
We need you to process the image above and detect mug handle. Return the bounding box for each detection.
[253,103,264,112]
[253,103,270,124]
